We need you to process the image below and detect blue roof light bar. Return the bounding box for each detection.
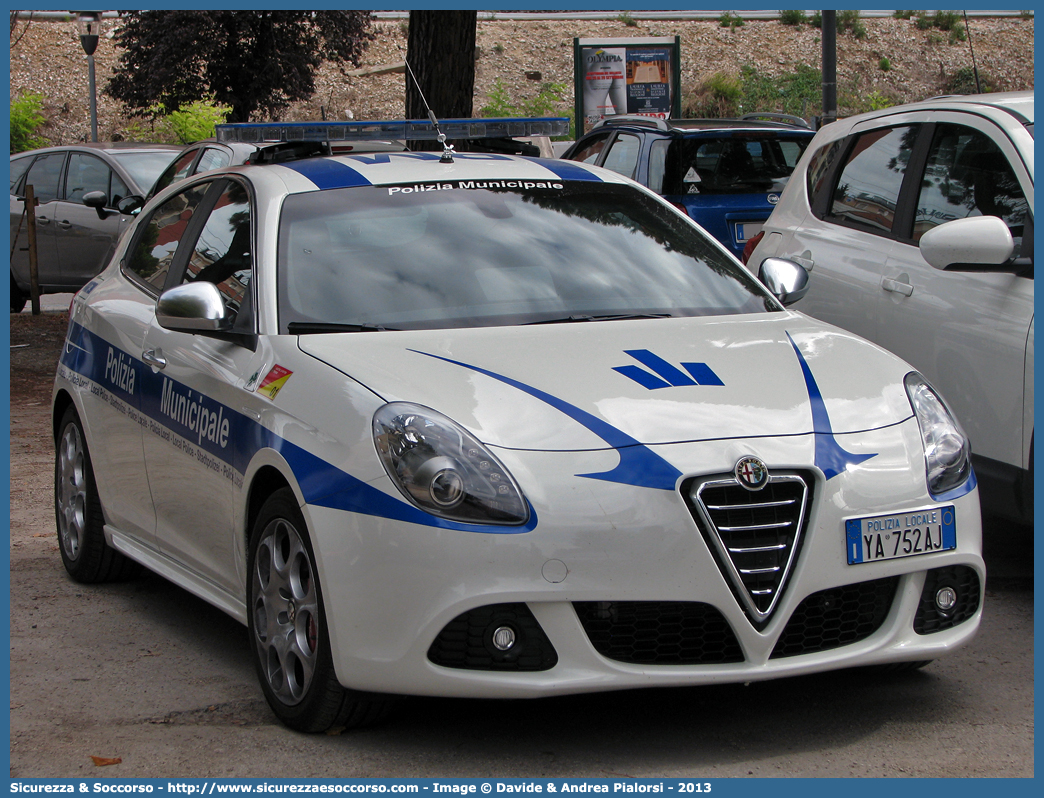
[216,117,570,144]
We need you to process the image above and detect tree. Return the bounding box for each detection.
[106,11,374,123]
[404,10,477,121]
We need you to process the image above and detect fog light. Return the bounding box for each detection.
[935,586,958,614]
[491,626,517,651]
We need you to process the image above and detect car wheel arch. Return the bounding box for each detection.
[52,389,76,445]
[244,462,299,556]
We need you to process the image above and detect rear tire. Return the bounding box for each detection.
[247,487,393,732]
[54,406,139,582]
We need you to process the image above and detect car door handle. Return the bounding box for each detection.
[36,215,50,225]
[142,349,167,369]
[56,219,72,229]
[882,277,914,297]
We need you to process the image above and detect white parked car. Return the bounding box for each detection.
[53,119,984,733]
[749,92,1033,524]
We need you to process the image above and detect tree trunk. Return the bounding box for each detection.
[404,10,476,121]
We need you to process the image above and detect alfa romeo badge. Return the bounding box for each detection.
[735,456,769,491]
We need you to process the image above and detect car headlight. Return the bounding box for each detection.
[372,402,529,525]
[904,373,972,497]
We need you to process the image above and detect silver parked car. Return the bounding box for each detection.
[9,143,180,312]
[749,92,1033,524]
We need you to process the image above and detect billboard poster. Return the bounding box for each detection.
[574,37,681,132]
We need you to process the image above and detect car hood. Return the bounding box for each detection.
[296,313,915,452]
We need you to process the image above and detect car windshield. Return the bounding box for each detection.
[277,181,776,332]
[662,135,810,195]
[110,151,178,193]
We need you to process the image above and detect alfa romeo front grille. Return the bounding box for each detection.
[574,601,744,665]
[687,472,811,628]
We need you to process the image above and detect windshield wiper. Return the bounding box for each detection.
[287,322,398,334]
[525,313,673,325]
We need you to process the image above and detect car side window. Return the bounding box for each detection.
[648,139,669,193]
[776,140,805,168]
[828,125,918,234]
[110,173,131,207]
[195,147,232,175]
[150,148,200,198]
[124,181,212,291]
[181,180,252,318]
[600,133,642,179]
[22,152,65,204]
[10,155,33,194]
[65,153,111,204]
[913,123,1031,255]
[806,139,847,212]
[570,133,612,164]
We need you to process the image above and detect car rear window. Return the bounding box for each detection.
[110,150,179,193]
[277,181,776,332]
[660,135,810,195]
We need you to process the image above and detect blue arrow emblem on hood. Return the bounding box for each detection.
[786,332,876,479]
[412,351,683,490]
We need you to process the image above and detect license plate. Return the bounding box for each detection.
[735,222,763,243]
[845,506,956,565]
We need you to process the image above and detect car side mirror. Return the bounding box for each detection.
[759,257,810,306]
[82,190,112,220]
[116,195,145,216]
[156,282,233,333]
[919,216,1016,272]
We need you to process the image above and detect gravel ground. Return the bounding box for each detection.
[9,13,1034,145]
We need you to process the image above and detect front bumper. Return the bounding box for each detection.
[304,424,984,698]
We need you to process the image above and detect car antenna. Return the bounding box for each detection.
[403,57,455,163]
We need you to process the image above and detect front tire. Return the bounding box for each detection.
[247,487,392,732]
[54,406,138,582]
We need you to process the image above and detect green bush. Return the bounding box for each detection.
[945,66,995,95]
[893,10,917,20]
[479,80,515,118]
[740,63,821,119]
[866,90,895,111]
[808,11,865,37]
[617,13,638,28]
[837,10,867,39]
[685,64,823,121]
[682,72,742,118]
[915,10,966,41]
[480,80,571,136]
[124,99,231,144]
[164,100,232,144]
[779,9,806,26]
[879,57,892,72]
[718,12,745,29]
[10,92,48,153]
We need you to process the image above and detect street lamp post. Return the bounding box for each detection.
[76,11,102,142]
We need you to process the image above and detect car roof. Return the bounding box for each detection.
[834,90,1034,130]
[11,143,182,158]
[587,114,814,137]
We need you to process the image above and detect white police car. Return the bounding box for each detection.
[53,118,984,733]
